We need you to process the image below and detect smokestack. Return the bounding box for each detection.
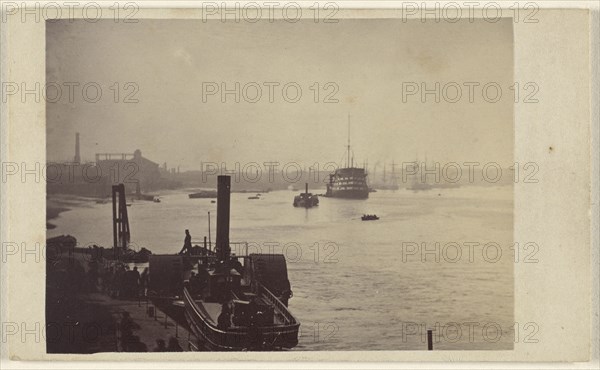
[305,183,308,195]
[74,132,81,163]
[216,175,231,261]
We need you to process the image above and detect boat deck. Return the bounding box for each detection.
[199,301,221,325]
[190,296,288,328]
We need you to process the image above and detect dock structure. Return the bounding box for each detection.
[86,292,192,352]
[45,242,193,353]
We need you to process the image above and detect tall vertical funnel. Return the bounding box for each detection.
[216,175,231,261]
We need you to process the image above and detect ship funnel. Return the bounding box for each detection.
[305,183,308,194]
[216,175,231,261]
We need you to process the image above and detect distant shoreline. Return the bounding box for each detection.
[47,194,96,229]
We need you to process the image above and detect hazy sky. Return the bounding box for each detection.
[47,19,513,170]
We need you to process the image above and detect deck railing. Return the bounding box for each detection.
[183,287,246,349]
[188,241,250,257]
[256,281,298,325]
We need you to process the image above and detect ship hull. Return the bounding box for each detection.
[325,189,369,199]
[293,195,319,207]
[325,167,369,199]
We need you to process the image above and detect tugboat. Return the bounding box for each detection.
[148,176,300,351]
[293,183,319,208]
[324,116,369,199]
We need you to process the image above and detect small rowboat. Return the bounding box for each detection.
[361,214,379,221]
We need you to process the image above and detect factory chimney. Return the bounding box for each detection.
[74,132,81,163]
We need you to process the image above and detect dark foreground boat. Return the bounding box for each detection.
[149,176,300,351]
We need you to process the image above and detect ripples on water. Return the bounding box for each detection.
[48,186,513,351]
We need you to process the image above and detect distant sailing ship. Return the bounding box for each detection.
[406,159,433,192]
[325,116,369,199]
[375,161,399,191]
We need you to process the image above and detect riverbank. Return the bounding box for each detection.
[46,194,97,229]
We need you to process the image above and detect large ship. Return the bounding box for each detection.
[324,116,369,199]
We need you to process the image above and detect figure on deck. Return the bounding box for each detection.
[179,229,192,255]
[139,267,149,297]
[217,302,231,330]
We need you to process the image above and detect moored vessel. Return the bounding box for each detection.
[324,116,369,199]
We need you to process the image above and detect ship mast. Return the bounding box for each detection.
[383,163,387,182]
[347,114,351,168]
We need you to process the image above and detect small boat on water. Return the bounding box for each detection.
[247,196,260,200]
[189,190,218,199]
[361,214,379,221]
[149,176,300,351]
[293,183,319,208]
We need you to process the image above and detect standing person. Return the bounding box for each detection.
[217,302,231,330]
[139,267,149,297]
[131,266,141,298]
[179,229,192,255]
[115,265,125,298]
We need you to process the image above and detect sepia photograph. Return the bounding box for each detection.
[42,15,518,353]
[0,0,597,366]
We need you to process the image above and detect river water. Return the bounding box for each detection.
[48,185,513,351]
